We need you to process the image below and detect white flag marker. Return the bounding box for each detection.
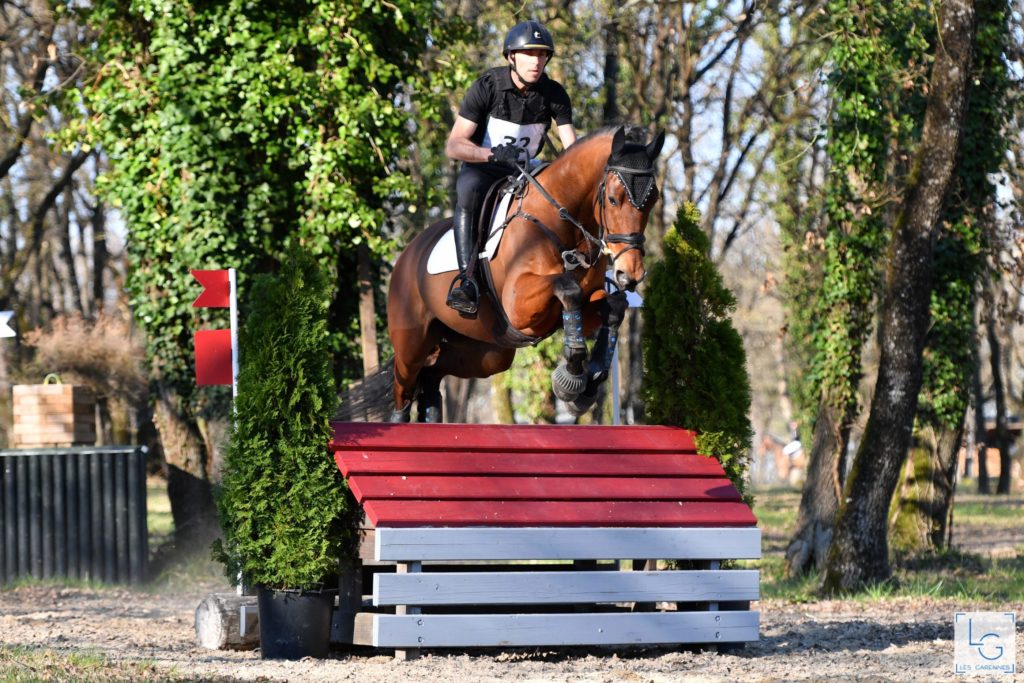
[0,311,15,338]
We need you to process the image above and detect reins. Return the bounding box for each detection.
[501,158,650,274]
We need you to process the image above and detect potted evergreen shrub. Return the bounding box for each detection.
[213,249,355,660]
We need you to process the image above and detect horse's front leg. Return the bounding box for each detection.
[567,290,628,416]
[551,274,588,402]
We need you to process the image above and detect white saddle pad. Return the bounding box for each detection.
[427,191,515,275]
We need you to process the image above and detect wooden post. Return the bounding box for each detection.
[630,559,657,612]
[357,243,379,376]
[394,561,421,661]
[331,562,362,644]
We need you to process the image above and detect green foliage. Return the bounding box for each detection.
[81,0,450,415]
[796,0,932,426]
[213,250,351,589]
[502,336,562,424]
[916,0,1014,433]
[642,203,753,499]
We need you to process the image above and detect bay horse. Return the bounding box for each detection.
[387,125,665,422]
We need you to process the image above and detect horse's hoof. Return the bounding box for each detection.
[389,408,411,423]
[567,387,599,416]
[422,406,442,423]
[552,363,585,402]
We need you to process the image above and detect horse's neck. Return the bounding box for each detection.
[534,151,602,231]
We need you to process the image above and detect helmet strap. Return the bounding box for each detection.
[509,53,545,90]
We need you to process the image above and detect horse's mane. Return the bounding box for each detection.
[555,124,652,162]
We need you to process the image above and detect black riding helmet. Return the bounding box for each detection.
[502,20,555,58]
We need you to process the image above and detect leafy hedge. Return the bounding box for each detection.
[642,202,753,500]
[213,250,352,589]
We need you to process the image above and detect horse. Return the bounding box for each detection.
[387,125,665,423]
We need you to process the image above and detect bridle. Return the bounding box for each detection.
[596,163,657,263]
[503,158,656,274]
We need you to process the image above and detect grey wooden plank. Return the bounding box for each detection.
[373,569,759,606]
[375,527,761,561]
[371,610,760,647]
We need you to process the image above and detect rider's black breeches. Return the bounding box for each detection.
[454,162,507,227]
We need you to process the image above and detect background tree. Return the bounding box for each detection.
[83,0,448,547]
[821,0,976,592]
[0,1,122,446]
[892,0,1014,551]
[785,0,932,576]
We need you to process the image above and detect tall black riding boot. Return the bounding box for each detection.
[446,207,479,316]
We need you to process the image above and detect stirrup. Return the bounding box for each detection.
[446,273,479,317]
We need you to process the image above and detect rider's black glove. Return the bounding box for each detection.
[488,143,524,170]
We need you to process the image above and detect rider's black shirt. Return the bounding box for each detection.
[459,66,573,161]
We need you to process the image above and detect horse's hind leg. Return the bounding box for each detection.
[416,370,443,423]
[390,329,441,424]
[390,362,415,423]
[551,273,588,402]
[568,290,628,416]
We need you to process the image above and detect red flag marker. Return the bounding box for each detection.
[195,329,233,385]
[192,270,230,308]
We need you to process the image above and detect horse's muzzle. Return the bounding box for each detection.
[615,268,642,292]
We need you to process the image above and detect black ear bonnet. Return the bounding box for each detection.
[607,143,658,210]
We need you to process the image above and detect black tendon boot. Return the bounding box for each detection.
[446,207,479,316]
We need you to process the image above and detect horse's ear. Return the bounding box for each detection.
[612,126,627,156]
[647,130,666,159]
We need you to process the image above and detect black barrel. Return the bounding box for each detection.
[0,447,148,585]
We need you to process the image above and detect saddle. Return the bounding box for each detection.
[426,164,553,348]
[427,164,549,276]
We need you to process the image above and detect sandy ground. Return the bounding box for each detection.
[2,577,1021,682]
[3,495,1021,682]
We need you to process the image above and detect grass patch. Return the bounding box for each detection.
[147,477,175,547]
[750,486,800,534]
[750,485,1024,605]
[0,645,178,682]
[952,492,1024,529]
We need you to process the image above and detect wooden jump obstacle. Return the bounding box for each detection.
[331,422,760,651]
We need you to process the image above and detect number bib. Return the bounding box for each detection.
[481,118,547,159]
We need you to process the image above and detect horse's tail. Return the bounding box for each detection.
[335,358,395,422]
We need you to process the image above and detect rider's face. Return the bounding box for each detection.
[509,49,550,86]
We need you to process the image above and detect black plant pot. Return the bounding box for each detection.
[257,586,335,660]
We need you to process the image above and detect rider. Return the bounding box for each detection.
[444,20,578,316]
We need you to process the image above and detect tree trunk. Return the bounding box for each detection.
[444,377,475,423]
[195,593,259,650]
[785,400,847,576]
[930,422,964,548]
[357,243,379,376]
[820,0,975,594]
[602,19,620,125]
[890,421,964,553]
[92,201,107,315]
[972,335,990,493]
[491,375,513,424]
[986,313,1013,494]
[153,383,221,549]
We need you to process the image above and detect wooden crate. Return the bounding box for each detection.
[11,384,96,448]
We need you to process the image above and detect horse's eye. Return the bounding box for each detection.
[608,196,618,207]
